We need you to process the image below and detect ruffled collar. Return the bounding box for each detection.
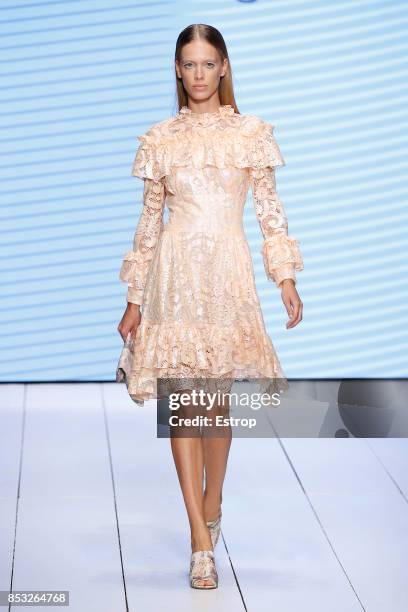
[178,104,235,125]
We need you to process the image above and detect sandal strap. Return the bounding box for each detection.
[206,511,222,526]
[190,550,217,581]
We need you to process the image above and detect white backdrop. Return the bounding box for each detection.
[1,0,407,382]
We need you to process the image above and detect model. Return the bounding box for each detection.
[117,23,304,589]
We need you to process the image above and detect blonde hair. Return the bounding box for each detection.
[174,24,240,114]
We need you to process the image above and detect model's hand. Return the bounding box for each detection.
[280,279,303,329]
[117,303,142,341]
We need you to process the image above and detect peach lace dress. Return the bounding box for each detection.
[119,104,304,406]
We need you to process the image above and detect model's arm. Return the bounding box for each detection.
[119,177,166,305]
[249,165,303,289]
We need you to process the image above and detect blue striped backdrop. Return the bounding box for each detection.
[1,0,407,382]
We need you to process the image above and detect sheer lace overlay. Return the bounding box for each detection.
[118,105,303,405]
[131,104,286,181]
[249,166,304,288]
[119,178,166,305]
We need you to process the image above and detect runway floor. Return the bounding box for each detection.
[0,383,407,611]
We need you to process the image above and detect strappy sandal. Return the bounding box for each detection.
[189,550,218,589]
[206,510,222,549]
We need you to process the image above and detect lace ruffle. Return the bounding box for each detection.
[131,116,285,181]
[125,320,290,405]
[261,234,304,287]
[119,250,148,303]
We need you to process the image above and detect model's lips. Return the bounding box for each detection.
[193,85,207,88]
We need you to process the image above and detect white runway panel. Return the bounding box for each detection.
[4,383,126,612]
[103,382,245,611]
[223,436,362,612]
[0,386,24,592]
[1,384,407,611]
[281,438,408,612]
[365,438,408,500]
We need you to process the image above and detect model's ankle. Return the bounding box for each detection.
[204,490,222,504]
[191,529,213,553]
[203,498,222,522]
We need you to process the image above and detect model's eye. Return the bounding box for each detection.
[182,62,216,69]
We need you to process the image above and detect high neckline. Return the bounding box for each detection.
[178,104,235,122]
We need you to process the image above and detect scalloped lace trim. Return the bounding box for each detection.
[124,321,289,403]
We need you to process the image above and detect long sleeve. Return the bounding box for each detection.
[247,120,303,288]
[250,166,303,288]
[250,167,303,287]
[119,177,166,305]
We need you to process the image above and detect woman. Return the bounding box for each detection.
[117,24,304,589]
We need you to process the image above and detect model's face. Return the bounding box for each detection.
[175,39,227,103]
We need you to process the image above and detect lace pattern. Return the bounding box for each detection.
[119,178,166,304]
[117,105,302,405]
[120,227,289,402]
[131,106,285,181]
[250,166,304,287]
[190,550,218,588]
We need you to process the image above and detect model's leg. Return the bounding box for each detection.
[201,390,232,523]
[169,389,214,587]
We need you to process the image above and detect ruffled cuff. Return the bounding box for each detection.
[119,250,148,305]
[274,264,297,288]
[127,287,143,305]
[261,235,304,288]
